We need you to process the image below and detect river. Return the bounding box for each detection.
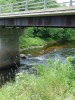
[0,41,75,86]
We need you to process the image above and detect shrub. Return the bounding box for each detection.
[0,58,75,100]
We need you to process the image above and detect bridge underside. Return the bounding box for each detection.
[0,14,75,69]
[0,15,75,28]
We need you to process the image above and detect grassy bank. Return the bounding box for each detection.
[0,58,75,100]
[19,27,75,49]
[20,36,45,49]
[20,35,56,49]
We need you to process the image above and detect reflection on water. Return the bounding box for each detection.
[1,41,75,86]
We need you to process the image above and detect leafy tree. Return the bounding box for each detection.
[62,28,75,41]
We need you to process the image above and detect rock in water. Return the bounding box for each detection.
[27,54,32,58]
[20,54,27,59]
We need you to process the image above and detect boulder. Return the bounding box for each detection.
[20,54,27,59]
[27,54,32,58]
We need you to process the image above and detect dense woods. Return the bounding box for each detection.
[25,27,75,41]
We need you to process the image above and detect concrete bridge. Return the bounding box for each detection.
[0,0,75,68]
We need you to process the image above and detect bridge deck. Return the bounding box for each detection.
[0,6,75,18]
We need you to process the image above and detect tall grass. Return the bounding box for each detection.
[0,58,75,100]
[20,36,45,49]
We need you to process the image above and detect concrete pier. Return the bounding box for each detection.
[0,28,23,68]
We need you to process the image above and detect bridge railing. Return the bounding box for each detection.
[0,0,75,13]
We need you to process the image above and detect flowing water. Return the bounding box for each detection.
[0,41,75,86]
[20,41,75,66]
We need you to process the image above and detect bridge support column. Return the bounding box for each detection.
[0,28,23,69]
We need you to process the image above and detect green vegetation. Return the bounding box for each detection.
[20,35,46,48]
[0,0,74,49]
[19,29,56,49]
[0,58,75,100]
[0,0,60,13]
[20,28,75,49]
[0,1,74,99]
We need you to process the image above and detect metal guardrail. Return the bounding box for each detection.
[0,0,75,13]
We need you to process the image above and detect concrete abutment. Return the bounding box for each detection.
[0,28,23,68]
